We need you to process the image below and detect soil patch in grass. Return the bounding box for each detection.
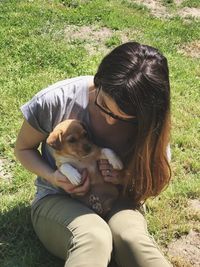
[166,199,200,267]
[0,158,13,181]
[178,40,200,58]
[167,230,200,267]
[64,25,140,55]
[174,0,184,6]
[130,0,200,18]
[178,7,200,18]
[131,0,170,18]
[188,199,200,214]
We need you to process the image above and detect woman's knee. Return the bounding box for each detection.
[65,214,113,266]
[108,210,172,267]
[108,209,147,237]
[109,210,146,250]
[69,213,113,253]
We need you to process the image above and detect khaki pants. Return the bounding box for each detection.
[31,194,172,267]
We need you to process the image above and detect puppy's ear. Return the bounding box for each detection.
[46,129,63,150]
[80,121,87,131]
[80,122,91,138]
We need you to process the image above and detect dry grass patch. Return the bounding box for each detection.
[178,40,200,58]
[167,230,200,267]
[130,0,171,18]
[178,7,200,18]
[188,199,200,214]
[63,25,141,55]
[128,0,200,19]
[64,25,113,42]
[0,158,13,181]
[174,0,184,6]
[165,199,200,267]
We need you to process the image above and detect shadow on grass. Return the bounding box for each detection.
[0,203,63,267]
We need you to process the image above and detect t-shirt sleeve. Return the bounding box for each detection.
[21,94,54,134]
[20,76,92,135]
[20,88,71,135]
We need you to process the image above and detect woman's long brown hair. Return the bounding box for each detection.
[125,109,171,204]
[94,41,171,205]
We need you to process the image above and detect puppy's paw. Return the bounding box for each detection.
[59,164,82,185]
[101,148,123,170]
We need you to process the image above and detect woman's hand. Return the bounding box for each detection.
[97,159,122,185]
[51,168,90,196]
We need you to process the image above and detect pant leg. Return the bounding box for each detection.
[31,194,113,267]
[107,208,172,267]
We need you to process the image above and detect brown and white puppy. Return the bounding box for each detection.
[46,119,123,216]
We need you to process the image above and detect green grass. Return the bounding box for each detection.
[161,0,200,8]
[0,0,200,266]
[181,0,200,8]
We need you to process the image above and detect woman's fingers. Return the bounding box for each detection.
[98,159,113,173]
[98,159,122,183]
[69,172,90,195]
[57,176,77,192]
[98,159,109,164]
[53,170,79,192]
[57,168,90,195]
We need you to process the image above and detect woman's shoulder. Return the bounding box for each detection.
[34,75,94,99]
[20,76,94,134]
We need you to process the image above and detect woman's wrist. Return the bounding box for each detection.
[45,169,57,185]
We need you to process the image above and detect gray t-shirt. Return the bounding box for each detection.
[21,76,94,205]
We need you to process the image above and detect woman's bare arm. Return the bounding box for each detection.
[14,120,90,194]
[14,120,55,181]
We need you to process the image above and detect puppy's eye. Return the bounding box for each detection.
[67,136,76,143]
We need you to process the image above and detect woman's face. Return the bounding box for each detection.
[95,88,136,125]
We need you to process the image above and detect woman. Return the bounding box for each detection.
[15,42,172,267]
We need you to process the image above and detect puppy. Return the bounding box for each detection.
[46,119,123,216]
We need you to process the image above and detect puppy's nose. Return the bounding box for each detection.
[83,143,92,153]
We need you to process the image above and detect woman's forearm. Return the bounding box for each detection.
[15,148,55,184]
[15,147,90,194]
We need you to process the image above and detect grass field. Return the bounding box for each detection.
[0,0,199,266]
